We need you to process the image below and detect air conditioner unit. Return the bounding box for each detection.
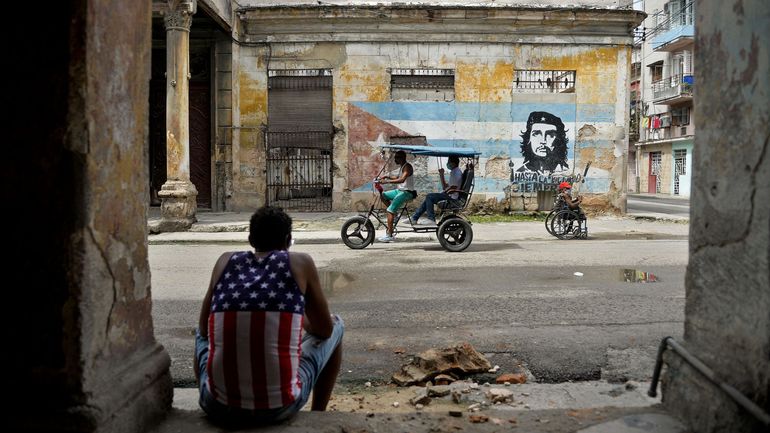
[680,127,687,135]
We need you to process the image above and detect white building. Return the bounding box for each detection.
[633,0,694,197]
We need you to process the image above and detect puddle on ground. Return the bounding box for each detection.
[620,269,659,283]
[319,271,356,294]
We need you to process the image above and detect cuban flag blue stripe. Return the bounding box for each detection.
[427,139,575,159]
[352,101,613,123]
[577,104,616,123]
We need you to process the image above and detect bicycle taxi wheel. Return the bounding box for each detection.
[437,217,473,252]
[341,216,375,249]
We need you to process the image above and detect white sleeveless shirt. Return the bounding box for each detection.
[397,164,415,191]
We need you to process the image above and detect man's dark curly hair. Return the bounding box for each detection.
[249,206,292,251]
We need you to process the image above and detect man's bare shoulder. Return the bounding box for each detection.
[288,251,315,268]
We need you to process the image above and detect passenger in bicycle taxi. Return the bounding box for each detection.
[376,150,416,242]
[557,181,585,218]
[409,155,463,226]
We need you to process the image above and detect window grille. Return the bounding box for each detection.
[650,151,662,193]
[674,149,687,195]
[390,69,454,101]
[672,107,690,126]
[513,70,575,93]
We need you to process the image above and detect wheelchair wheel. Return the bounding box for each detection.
[544,210,558,237]
[550,209,581,240]
[437,218,473,252]
[341,216,375,249]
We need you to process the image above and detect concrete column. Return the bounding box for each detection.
[662,1,769,432]
[9,1,172,432]
[159,0,198,231]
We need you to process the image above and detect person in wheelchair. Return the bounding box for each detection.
[409,155,463,226]
[557,181,585,219]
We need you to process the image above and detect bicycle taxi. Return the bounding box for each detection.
[341,144,480,252]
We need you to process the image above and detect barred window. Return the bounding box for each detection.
[390,68,454,101]
[513,70,575,93]
[671,107,690,126]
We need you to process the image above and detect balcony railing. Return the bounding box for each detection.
[650,2,695,51]
[652,74,693,103]
[652,24,695,51]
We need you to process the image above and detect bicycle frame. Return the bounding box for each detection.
[361,189,438,235]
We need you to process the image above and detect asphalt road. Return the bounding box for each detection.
[150,236,687,388]
[627,194,690,220]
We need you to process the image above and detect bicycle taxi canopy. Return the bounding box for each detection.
[379,144,481,158]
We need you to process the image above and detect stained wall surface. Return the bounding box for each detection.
[232,7,640,212]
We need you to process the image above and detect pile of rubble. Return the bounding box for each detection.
[390,342,533,416]
[392,342,528,387]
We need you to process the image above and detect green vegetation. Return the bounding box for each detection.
[468,213,546,223]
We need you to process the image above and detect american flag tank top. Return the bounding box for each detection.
[206,250,305,410]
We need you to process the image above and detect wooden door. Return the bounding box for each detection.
[189,82,211,208]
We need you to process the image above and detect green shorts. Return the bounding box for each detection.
[383,189,416,213]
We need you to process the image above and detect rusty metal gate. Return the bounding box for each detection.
[265,131,333,211]
[266,70,333,211]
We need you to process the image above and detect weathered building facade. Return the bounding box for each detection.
[233,1,643,213]
[151,1,643,217]
[633,0,695,197]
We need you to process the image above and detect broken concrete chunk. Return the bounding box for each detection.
[449,410,463,417]
[392,343,491,386]
[451,390,463,404]
[496,373,527,384]
[485,388,514,403]
[427,385,451,397]
[433,374,455,385]
[409,389,432,406]
[469,414,489,423]
[625,380,640,390]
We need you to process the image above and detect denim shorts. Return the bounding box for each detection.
[194,314,344,423]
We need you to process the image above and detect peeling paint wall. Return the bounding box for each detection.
[230,44,268,210]
[342,43,629,211]
[11,1,172,431]
[234,11,636,212]
[662,1,769,431]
